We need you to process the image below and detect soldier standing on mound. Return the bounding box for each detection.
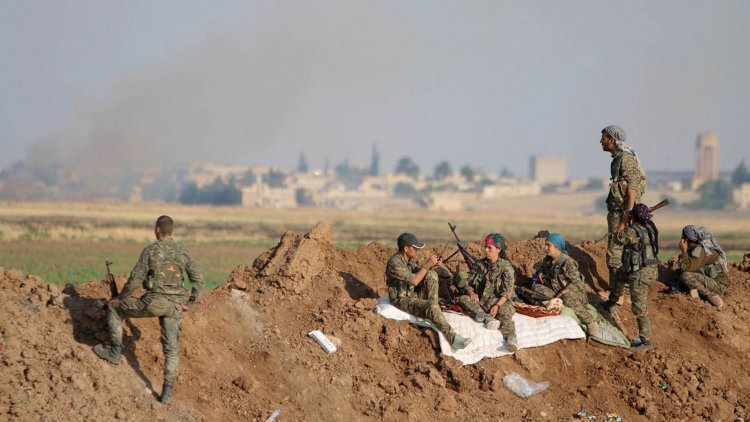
[94,215,204,404]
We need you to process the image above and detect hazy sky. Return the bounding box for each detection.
[2,1,749,179]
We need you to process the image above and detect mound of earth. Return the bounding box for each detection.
[1,222,749,420]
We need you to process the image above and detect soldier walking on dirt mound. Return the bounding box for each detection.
[602,204,658,352]
[385,233,472,350]
[600,125,647,299]
[532,233,600,337]
[455,233,518,352]
[93,215,205,404]
[678,225,729,309]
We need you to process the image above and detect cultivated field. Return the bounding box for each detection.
[1,198,747,288]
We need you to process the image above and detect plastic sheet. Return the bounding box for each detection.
[502,372,550,398]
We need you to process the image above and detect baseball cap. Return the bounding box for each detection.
[397,233,425,250]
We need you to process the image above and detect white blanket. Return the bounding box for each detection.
[373,297,585,365]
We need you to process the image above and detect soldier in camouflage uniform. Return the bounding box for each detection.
[385,233,471,350]
[602,204,658,351]
[678,225,729,309]
[455,233,518,352]
[532,233,599,336]
[94,215,204,403]
[600,125,647,295]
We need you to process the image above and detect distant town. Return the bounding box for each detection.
[1,132,749,211]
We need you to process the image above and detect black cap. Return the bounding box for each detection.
[397,233,425,250]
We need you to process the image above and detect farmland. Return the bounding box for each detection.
[1,199,747,288]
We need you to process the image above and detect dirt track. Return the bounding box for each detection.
[1,221,749,421]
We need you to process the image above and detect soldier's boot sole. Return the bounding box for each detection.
[708,295,724,309]
[689,289,699,299]
[93,345,121,365]
[484,319,501,330]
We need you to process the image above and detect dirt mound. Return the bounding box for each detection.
[2,223,749,420]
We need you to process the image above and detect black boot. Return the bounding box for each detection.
[93,344,121,364]
[160,382,173,404]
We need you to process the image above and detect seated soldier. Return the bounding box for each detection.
[455,233,518,352]
[533,233,600,337]
[679,225,729,309]
[601,204,659,351]
[385,233,472,350]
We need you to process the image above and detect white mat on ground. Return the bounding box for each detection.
[373,297,586,365]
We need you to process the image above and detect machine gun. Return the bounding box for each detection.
[105,260,118,298]
[448,222,482,274]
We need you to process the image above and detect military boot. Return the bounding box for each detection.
[484,318,500,331]
[505,334,518,352]
[160,382,173,404]
[451,335,472,350]
[586,321,600,337]
[689,289,700,299]
[93,344,121,365]
[708,295,724,309]
[601,300,618,314]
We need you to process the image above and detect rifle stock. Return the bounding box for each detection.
[105,260,118,298]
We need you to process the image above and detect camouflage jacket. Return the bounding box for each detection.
[679,246,726,280]
[385,253,423,302]
[119,237,204,304]
[607,151,646,212]
[457,258,516,309]
[533,254,586,295]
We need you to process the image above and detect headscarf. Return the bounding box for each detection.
[682,225,728,272]
[602,125,646,176]
[632,203,650,223]
[485,233,507,251]
[546,233,567,255]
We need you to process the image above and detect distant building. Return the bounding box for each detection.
[692,132,719,189]
[734,182,750,209]
[529,155,568,186]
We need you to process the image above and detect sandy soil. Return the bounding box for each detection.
[1,221,749,421]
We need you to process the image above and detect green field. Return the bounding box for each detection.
[1,200,747,288]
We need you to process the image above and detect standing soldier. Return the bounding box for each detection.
[532,233,600,336]
[385,233,472,350]
[602,204,658,351]
[678,225,729,309]
[600,125,647,298]
[93,215,204,404]
[455,233,518,352]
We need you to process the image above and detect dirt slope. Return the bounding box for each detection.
[1,222,749,421]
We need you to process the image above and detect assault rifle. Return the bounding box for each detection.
[105,260,118,298]
[448,222,481,274]
[515,286,552,306]
[600,198,671,240]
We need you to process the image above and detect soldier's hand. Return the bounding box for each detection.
[108,297,120,307]
[182,304,189,312]
[612,222,626,233]
[489,304,499,317]
[469,291,479,303]
[426,254,439,268]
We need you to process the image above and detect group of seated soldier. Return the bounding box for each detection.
[384,205,730,353]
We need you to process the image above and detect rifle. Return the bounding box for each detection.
[448,222,481,274]
[600,198,671,240]
[515,286,552,305]
[105,260,118,298]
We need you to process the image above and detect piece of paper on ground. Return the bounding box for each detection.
[374,297,585,365]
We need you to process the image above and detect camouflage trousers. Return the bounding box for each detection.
[108,293,185,384]
[679,272,728,297]
[393,271,458,344]
[609,265,656,341]
[531,284,595,325]
[606,210,625,270]
[456,295,516,339]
